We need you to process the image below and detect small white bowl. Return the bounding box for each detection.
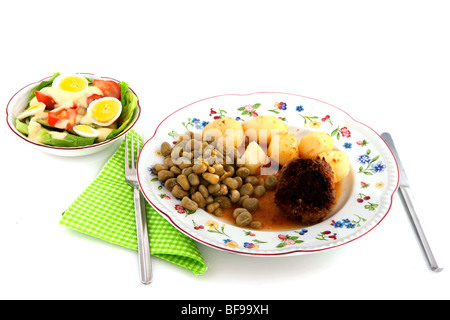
[6,73,141,157]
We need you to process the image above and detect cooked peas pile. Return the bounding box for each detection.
[153,131,278,229]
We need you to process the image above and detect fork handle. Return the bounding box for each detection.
[134,187,152,284]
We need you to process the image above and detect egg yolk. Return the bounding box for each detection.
[19,103,44,115]
[58,76,87,92]
[91,99,121,123]
[75,125,95,134]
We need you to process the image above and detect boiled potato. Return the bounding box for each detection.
[240,141,270,175]
[298,131,334,159]
[202,117,245,148]
[318,150,350,183]
[242,115,288,145]
[268,132,299,166]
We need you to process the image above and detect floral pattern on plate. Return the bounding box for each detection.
[137,92,399,256]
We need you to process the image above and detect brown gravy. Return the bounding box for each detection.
[219,178,342,231]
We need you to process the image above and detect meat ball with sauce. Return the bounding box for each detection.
[274,157,336,225]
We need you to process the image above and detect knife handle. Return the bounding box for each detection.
[398,186,443,272]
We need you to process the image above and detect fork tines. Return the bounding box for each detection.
[124,133,140,180]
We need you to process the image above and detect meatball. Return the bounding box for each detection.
[274,157,336,225]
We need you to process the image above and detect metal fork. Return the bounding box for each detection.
[124,132,152,284]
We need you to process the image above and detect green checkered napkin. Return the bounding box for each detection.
[60,130,207,275]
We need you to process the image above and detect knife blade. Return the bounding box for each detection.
[381,132,442,272]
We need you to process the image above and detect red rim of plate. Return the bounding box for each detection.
[138,91,400,256]
[6,73,141,151]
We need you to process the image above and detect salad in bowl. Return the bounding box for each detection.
[7,73,140,155]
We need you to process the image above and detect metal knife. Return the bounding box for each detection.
[381,132,442,272]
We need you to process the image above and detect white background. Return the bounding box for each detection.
[1,0,449,300]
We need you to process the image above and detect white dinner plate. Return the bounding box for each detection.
[137,92,399,256]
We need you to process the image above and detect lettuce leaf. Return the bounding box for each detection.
[106,85,138,140]
[28,72,61,102]
[15,119,29,135]
[119,81,129,105]
[38,130,95,147]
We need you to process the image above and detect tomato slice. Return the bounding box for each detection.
[93,80,121,100]
[86,93,103,106]
[35,91,57,110]
[48,107,78,130]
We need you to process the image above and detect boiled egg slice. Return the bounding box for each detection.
[17,102,46,120]
[73,125,100,138]
[52,74,89,93]
[87,97,122,126]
